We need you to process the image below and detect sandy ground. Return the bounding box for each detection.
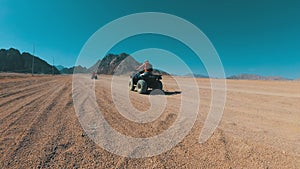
[0,73,299,168]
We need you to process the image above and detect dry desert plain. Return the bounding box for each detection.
[0,73,299,168]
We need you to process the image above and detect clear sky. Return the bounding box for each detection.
[0,0,299,78]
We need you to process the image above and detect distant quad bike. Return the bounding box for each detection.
[91,74,98,80]
[129,71,163,94]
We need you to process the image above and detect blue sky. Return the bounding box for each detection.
[0,0,299,78]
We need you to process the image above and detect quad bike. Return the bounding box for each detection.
[91,73,98,79]
[129,71,163,94]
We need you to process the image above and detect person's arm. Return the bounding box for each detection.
[136,63,145,70]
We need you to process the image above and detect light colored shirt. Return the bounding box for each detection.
[137,62,152,71]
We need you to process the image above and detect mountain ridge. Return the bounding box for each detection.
[0,48,60,74]
[227,74,291,81]
[0,48,297,80]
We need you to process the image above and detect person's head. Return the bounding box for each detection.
[144,60,149,63]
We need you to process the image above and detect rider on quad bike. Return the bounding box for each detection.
[91,71,98,79]
[129,60,163,94]
[136,60,153,77]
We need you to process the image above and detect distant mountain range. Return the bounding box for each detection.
[0,48,297,80]
[56,52,168,75]
[227,74,291,81]
[0,48,60,74]
[184,73,209,78]
[60,65,89,74]
[55,65,65,71]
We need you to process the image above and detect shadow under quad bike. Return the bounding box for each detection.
[129,71,163,94]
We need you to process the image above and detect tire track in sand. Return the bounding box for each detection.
[0,79,69,167]
[0,79,60,133]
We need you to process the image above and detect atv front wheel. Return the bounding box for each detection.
[129,79,135,91]
[136,80,147,94]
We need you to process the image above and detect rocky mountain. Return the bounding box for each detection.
[114,55,141,75]
[60,65,89,74]
[96,53,140,75]
[88,59,101,73]
[0,48,60,74]
[55,65,66,71]
[227,74,290,80]
[92,53,170,75]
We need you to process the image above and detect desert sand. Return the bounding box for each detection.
[0,73,299,168]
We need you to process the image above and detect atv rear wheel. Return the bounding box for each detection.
[136,80,147,94]
[153,81,163,90]
[129,79,135,91]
